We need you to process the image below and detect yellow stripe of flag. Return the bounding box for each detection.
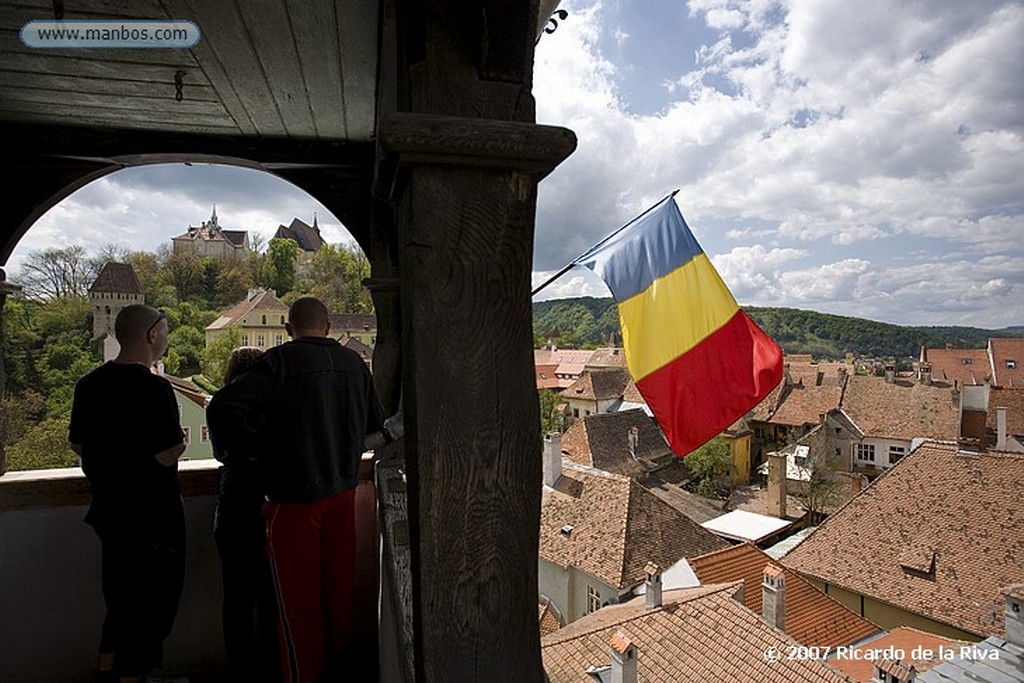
[619,253,739,381]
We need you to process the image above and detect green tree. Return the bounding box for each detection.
[298,243,373,313]
[200,327,241,388]
[539,389,566,435]
[168,324,205,376]
[1,297,43,394]
[264,238,298,297]
[162,250,204,301]
[685,437,734,499]
[33,295,90,339]
[6,416,78,471]
[35,331,100,416]
[214,260,254,306]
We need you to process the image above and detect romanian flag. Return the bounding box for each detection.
[576,196,783,456]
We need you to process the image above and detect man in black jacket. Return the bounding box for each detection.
[207,297,385,683]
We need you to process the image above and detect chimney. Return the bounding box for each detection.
[837,366,848,383]
[919,361,933,386]
[543,433,562,487]
[608,632,637,683]
[1004,585,1024,648]
[767,451,787,519]
[762,564,785,631]
[627,426,639,460]
[996,406,1008,451]
[783,363,793,386]
[644,562,662,610]
[884,362,896,383]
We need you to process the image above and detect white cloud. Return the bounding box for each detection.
[533,0,1024,326]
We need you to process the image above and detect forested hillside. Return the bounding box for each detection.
[1,240,370,471]
[533,297,1023,359]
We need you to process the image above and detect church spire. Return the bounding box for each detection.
[210,204,218,226]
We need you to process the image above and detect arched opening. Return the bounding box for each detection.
[0,161,383,679]
[3,161,375,472]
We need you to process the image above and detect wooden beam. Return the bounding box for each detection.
[381,111,574,682]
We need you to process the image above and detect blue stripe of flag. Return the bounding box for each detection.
[575,198,704,302]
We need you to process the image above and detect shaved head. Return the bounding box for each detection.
[288,297,330,338]
[115,305,164,345]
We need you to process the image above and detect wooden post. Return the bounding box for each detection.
[379,113,574,681]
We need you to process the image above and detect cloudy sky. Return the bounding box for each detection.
[9,0,1023,328]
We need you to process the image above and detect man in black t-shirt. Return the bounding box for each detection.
[69,305,186,683]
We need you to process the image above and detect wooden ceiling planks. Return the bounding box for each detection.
[289,0,349,140]
[1,0,380,142]
[333,0,378,140]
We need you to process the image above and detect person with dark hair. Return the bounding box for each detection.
[211,346,279,682]
[69,305,186,683]
[207,297,397,683]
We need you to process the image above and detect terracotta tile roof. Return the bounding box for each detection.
[827,627,967,682]
[539,598,563,637]
[621,380,645,404]
[535,363,563,390]
[839,375,959,441]
[541,584,851,682]
[990,338,1024,387]
[330,313,376,333]
[690,543,879,648]
[784,441,1024,638]
[88,262,142,294]
[560,409,674,478]
[922,348,990,386]
[540,462,727,590]
[769,384,845,427]
[584,347,628,369]
[987,387,1024,438]
[206,289,288,331]
[563,368,631,402]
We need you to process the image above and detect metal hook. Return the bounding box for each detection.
[174,70,186,102]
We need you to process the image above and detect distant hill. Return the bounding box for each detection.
[532,297,1024,360]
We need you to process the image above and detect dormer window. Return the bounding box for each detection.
[1008,359,1017,369]
[961,358,973,365]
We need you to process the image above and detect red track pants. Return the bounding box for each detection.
[265,488,356,683]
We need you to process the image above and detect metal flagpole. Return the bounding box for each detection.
[531,189,679,296]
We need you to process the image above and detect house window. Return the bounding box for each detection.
[241,334,249,346]
[261,314,267,325]
[257,334,265,347]
[573,408,580,418]
[280,315,285,324]
[889,445,906,464]
[182,427,191,445]
[586,585,601,614]
[857,444,875,462]
[275,334,283,346]
[201,425,209,443]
